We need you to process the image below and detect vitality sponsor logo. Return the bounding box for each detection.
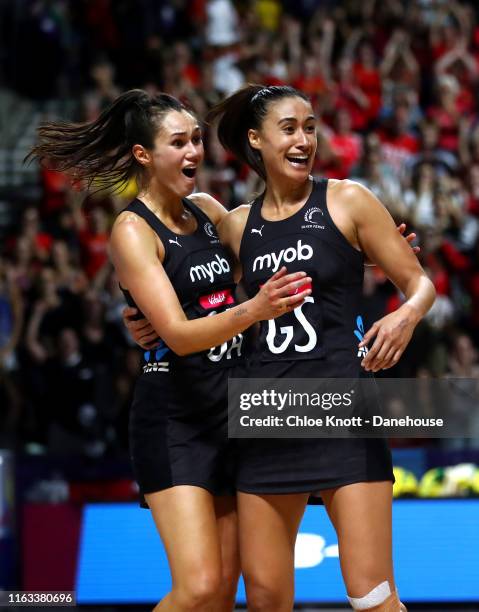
[190,253,231,283]
[252,239,313,273]
[143,342,170,373]
[290,281,312,295]
[302,206,325,230]
[199,288,235,310]
[354,315,368,358]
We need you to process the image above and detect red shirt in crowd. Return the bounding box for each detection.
[353,63,382,121]
[79,230,109,279]
[319,132,362,179]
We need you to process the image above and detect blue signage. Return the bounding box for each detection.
[77,500,479,604]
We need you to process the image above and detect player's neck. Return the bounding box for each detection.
[263,176,313,212]
[138,184,185,224]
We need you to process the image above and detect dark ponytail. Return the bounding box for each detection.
[26,89,187,192]
[207,84,309,181]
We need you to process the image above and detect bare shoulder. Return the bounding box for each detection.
[329,178,373,201]
[328,179,384,218]
[110,211,160,261]
[217,204,251,255]
[188,192,227,225]
[218,204,251,232]
[112,210,151,241]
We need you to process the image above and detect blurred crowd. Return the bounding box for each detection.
[1,0,479,456]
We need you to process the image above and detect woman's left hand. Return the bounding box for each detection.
[359,304,421,372]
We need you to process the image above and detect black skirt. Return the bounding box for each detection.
[236,358,394,501]
[129,365,239,508]
[236,436,393,500]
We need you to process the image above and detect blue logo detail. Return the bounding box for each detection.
[143,341,169,363]
[354,315,365,342]
[155,342,169,361]
[354,315,368,358]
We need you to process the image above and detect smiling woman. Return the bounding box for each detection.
[25,88,312,612]
[204,83,434,611]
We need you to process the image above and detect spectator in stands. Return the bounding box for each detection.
[408,119,458,177]
[83,59,121,122]
[428,74,464,153]
[444,331,479,447]
[9,206,53,263]
[0,256,23,446]
[317,108,363,180]
[2,0,479,456]
[44,327,109,456]
[50,239,87,295]
[70,201,110,281]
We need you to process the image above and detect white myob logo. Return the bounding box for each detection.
[253,239,313,273]
[190,254,231,283]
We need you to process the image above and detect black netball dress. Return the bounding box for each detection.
[121,198,245,506]
[238,177,393,496]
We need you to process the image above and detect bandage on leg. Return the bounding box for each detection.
[348,581,407,611]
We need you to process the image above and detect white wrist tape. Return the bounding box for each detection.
[348,580,392,610]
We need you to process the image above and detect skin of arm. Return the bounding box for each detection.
[330,180,436,372]
[122,201,251,348]
[216,204,251,281]
[124,192,420,348]
[111,203,310,356]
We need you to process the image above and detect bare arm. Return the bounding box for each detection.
[335,181,436,371]
[122,202,251,349]
[111,211,310,356]
[379,36,399,78]
[318,19,335,83]
[216,204,251,281]
[25,302,49,363]
[66,189,88,232]
[188,191,228,226]
[435,43,478,78]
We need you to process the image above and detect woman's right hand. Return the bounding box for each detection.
[250,267,312,321]
[123,267,311,349]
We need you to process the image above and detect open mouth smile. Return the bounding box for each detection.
[182,167,197,178]
[286,155,310,167]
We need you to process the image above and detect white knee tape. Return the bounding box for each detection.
[348,581,392,610]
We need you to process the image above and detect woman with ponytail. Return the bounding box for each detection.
[28,88,312,611]
[200,84,434,611]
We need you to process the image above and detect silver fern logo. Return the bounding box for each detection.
[304,207,324,224]
[204,222,217,238]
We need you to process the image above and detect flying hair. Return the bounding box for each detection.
[26,89,189,193]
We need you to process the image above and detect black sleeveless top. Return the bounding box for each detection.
[240,178,366,376]
[121,198,244,375]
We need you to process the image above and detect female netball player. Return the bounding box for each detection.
[27,89,312,612]
[203,85,436,612]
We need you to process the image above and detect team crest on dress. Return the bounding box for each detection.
[302,207,325,230]
[304,207,324,223]
[204,222,217,238]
